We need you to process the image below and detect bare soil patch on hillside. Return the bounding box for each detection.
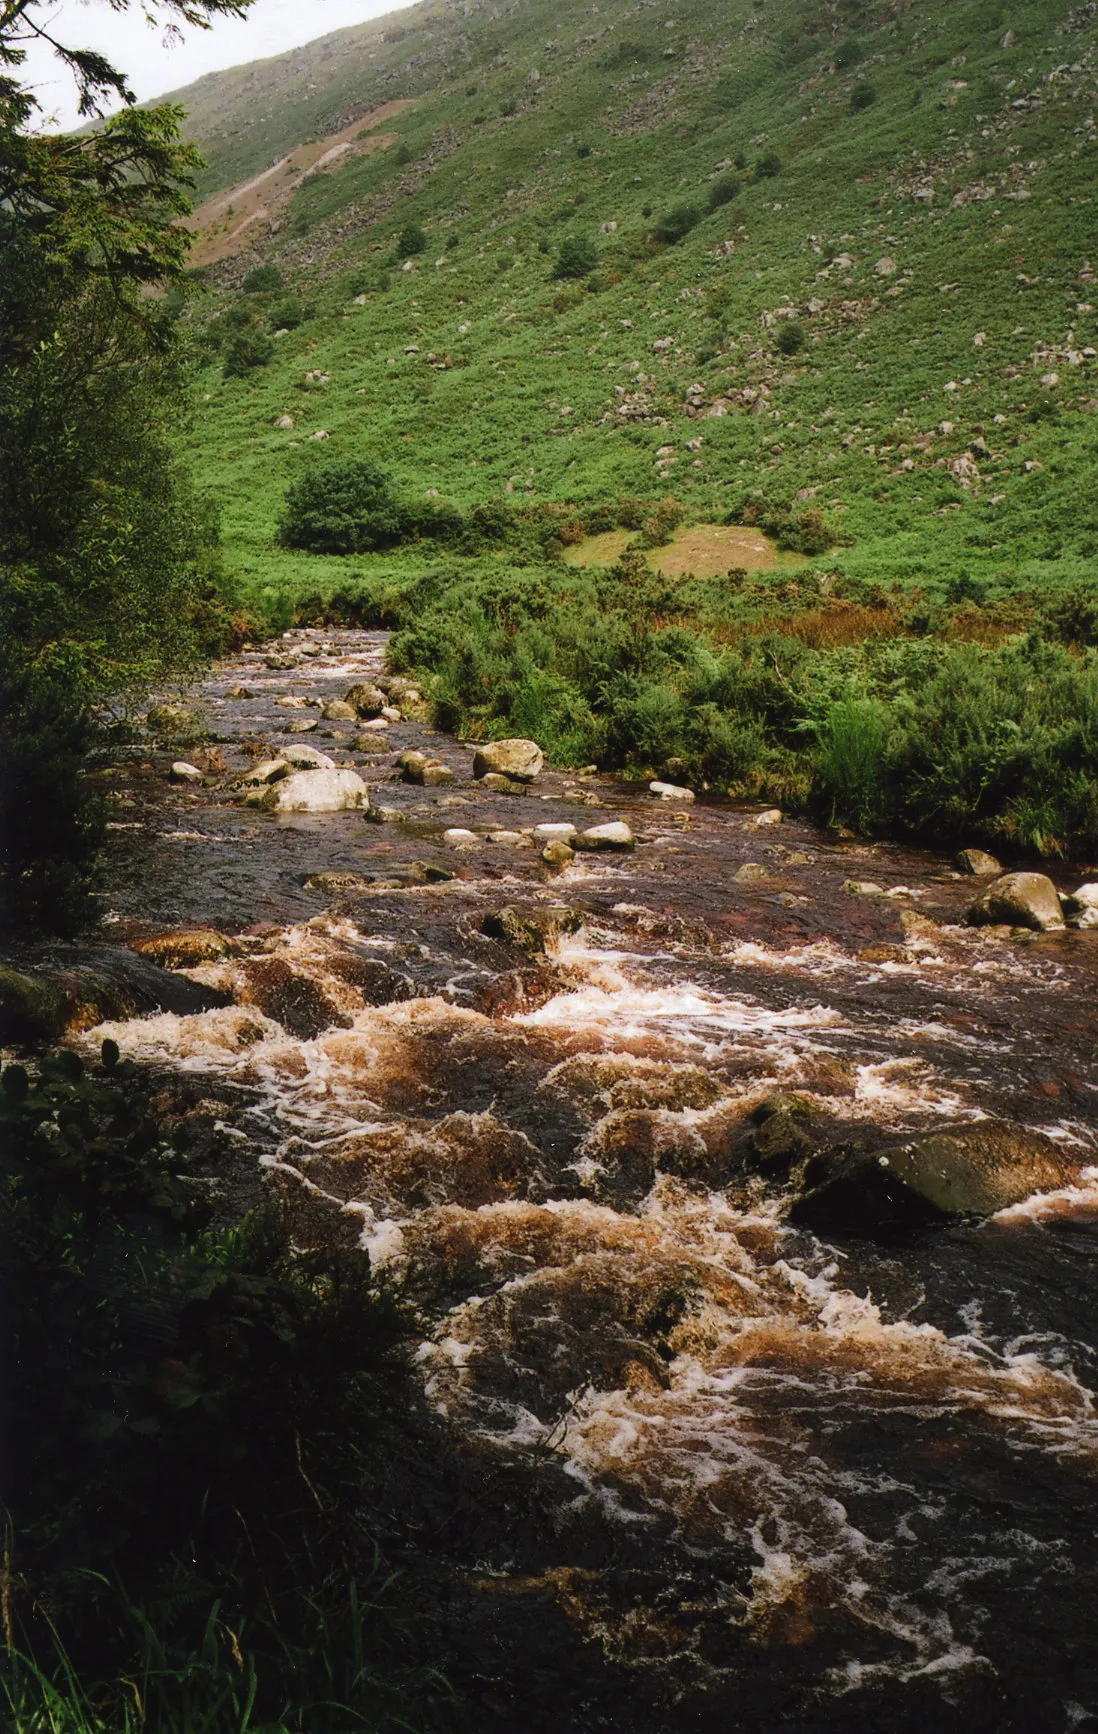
[184,99,414,268]
[563,523,806,577]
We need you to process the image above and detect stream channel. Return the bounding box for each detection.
[68,630,1098,1730]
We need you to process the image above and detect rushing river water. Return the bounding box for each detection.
[79,631,1098,1731]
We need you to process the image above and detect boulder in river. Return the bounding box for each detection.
[146,703,203,739]
[253,769,371,813]
[400,751,454,787]
[966,871,1066,933]
[283,744,336,770]
[542,841,575,870]
[789,1120,1077,1240]
[734,862,770,884]
[241,758,291,786]
[443,828,479,847]
[169,761,203,784]
[0,965,67,1041]
[1,948,230,1039]
[479,772,527,794]
[344,683,387,717]
[482,904,582,954]
[649,780,695,803]
[572,821,635,851]
[472,739,545,783]
[956,847,1002,877]
[321,699,357,722]
[1064,883,1098,929]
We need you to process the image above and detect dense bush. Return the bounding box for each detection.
[552,233,598,279]
[651,204,701,245]
[776,320,807,355]
[270,296,307,330]
[242,263,283,293]
[850,81,878,111]
[755,151,782,178]
[707,174,742,210]
[223,328,275,376]
[388,561,1098,857]
[0,652,104,936]
[396,221,427,257]
[834,38,864,68]
[279,460,403,553]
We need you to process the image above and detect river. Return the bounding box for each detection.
[82,630,1098,1731]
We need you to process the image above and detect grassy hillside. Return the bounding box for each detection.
[169,0,1098,854]
[177,0,1098,601]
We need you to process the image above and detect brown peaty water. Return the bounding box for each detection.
[80,630,1098,1732]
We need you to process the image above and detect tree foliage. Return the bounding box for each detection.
[279,459,404,554]
[0,2,253,933]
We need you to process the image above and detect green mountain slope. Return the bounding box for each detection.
[174,0,1098,609]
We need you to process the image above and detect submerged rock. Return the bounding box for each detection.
[305,872,374,895]
[966,871,1066,932]
[130,929,239,968]
[482,904,582,954]
[472,738,544,783]
[790,1121,1077,1240]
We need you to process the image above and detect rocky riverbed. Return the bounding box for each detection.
[8,629,1098,1732]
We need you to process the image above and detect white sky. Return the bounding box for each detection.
[22,0,411,130]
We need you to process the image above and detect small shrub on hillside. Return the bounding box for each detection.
[637,497,685,547]
[224,301,253,329]
[776,320,807,355]
[734,151,748,169]
[850,82,878,111]
[652,204,700,245]
[270,297,307,331]
[279,460,402,554]
[707,174,742,210]
[222,330,274,377]
[705,281,733,321]
[242,263,283,293]
[396,221,427,258]
[553,233,598,279]
[500,98,517,117]
[835,38,864,69]
[576,141,593,158]
[755,151,782,178]
[394,141,413,165]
